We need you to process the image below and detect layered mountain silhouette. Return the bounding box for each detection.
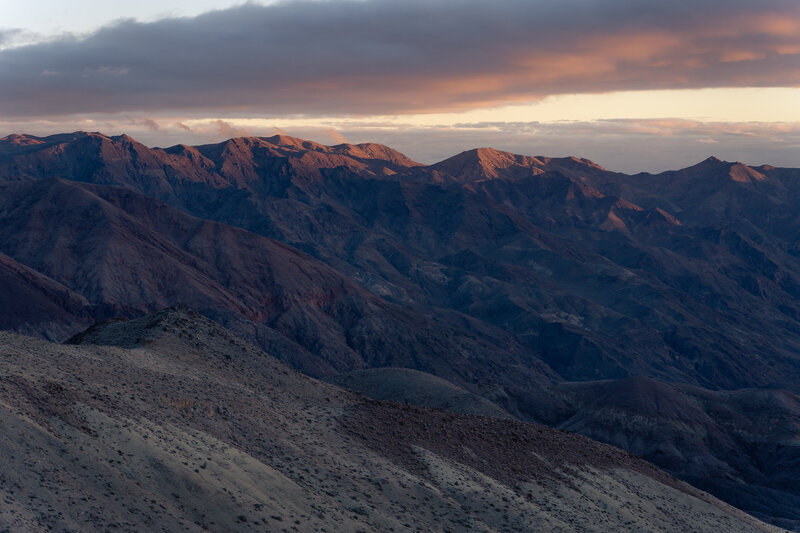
[2,131,800,529]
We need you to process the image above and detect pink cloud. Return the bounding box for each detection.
[0,1,798,118]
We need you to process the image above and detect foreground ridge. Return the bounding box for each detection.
[0,308,782,532]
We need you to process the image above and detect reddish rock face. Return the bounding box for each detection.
[3,132,800,391]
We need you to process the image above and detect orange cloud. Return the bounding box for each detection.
[720,51,765,63]
[751,14,800,36]
[1,1,799,118]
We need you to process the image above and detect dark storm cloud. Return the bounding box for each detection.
[1,0,799,117]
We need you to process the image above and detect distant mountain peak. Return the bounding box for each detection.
[430,147,545,181]
[0,131,108,148]
[68,131,112,142]
[261,133,328,151]
[473,146,516,159]
[684,156,767,183]
[428,146,609,183]
[0,133,45,146]
[331,142,422,167]
[112,133,137,144]
[729,162,767,183]
[560,155,607,171]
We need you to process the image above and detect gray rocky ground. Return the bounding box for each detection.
[0,308,784,532]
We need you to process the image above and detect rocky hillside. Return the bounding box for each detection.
[0,308,782,532]
[4,132,800,393]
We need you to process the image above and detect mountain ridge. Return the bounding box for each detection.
[4,130,760,179]
[0,307,781,532]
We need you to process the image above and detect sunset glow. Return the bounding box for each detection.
[2,0,799,171]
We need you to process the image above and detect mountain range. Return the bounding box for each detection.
[1,131,800,529]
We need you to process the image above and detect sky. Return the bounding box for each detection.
[1,0,799,172]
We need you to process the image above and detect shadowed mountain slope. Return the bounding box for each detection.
[4,132,800,393]
[0,308,783,532]
[538,377,800,530]
[0,251,93,339]
[0,176,556,388]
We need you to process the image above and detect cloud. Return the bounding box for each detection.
[211,119,250,138]
[450,118,800,140]
[1,0,798,118]
[0,29,22,47]
[0,27,50,50]
[324,128,349,144]
[133,118,162,132]
[318,118,800,172]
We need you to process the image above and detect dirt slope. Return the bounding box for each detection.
[0,308,782,532]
